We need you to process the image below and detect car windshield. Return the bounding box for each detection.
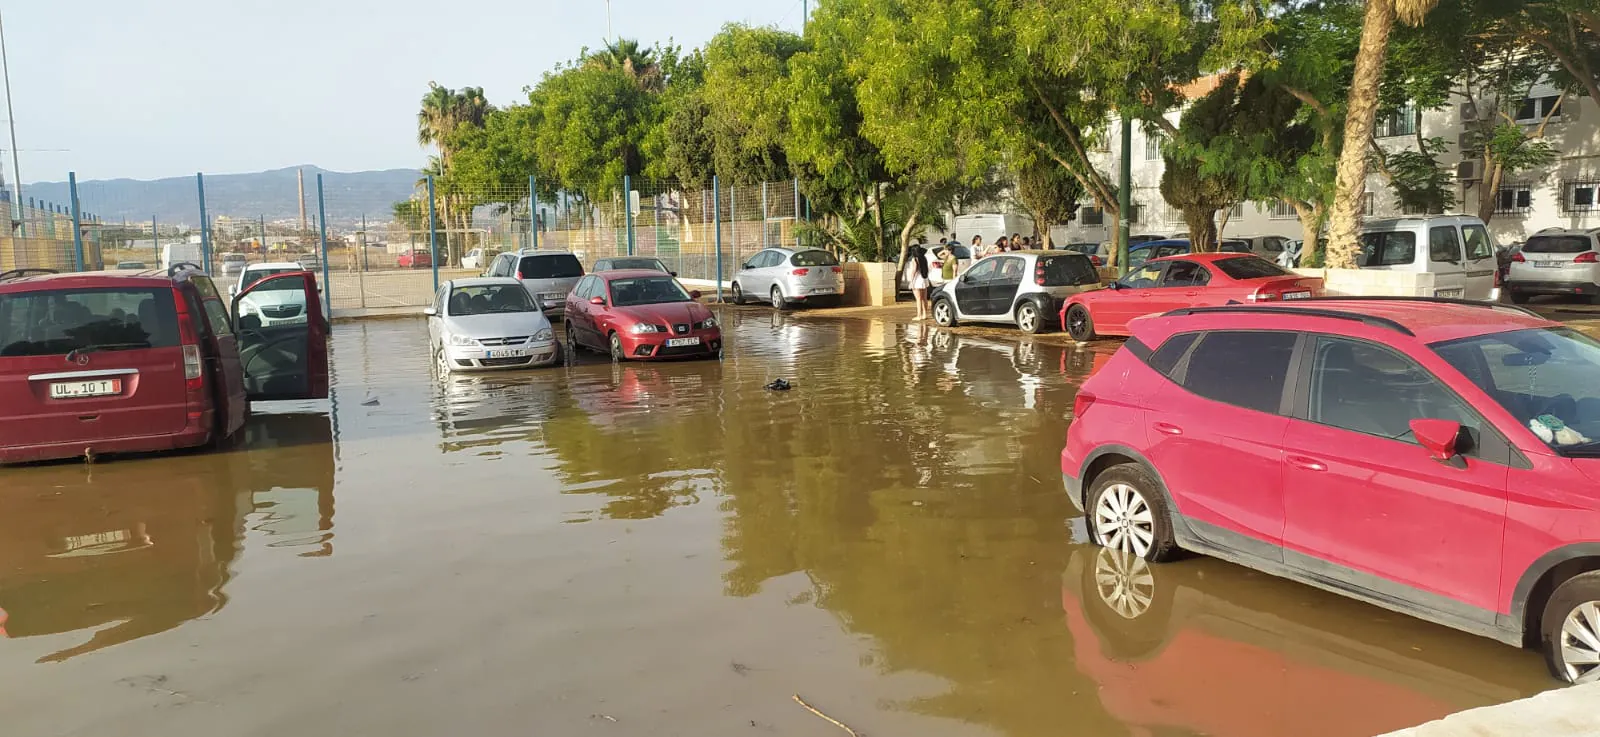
[790,250,839,267]
[1214,256,1293,280]
[449,284,536,315]
[1038,255,1099,286]
[1522,235,1593,254]
[1432,327,1600,456]
[242,268,300,288]
[0,287,180,357]
[520,254,584,279]
[600,258,668,271]
[609,276,692,306]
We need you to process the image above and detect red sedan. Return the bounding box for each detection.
[563,270,722,361]
[1061,253,1324,341]
[398,250,433,269]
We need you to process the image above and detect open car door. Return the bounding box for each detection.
[231,271,329,401]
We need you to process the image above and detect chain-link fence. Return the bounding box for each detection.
[12,170,813,313]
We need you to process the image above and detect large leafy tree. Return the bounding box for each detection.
[526,62,659,197]
[1014,154,1082,247]
[701,24,806,183]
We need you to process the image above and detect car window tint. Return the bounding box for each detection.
[963,259,999,282]
[450,284,536,315]
[1120,263,1164,288]
[1039,255,1098,286]
[1265,238,1285,252]
[1149,332,1199,377]
[1522,235,1593,254]
[993,257,1026,283]
[1182,331,1297,414]
[0,287,180,356]
[1430,227,1463,263]
[1160,261,1209,287]
[520,254,583,279]
[791,250,840,267]
[1309,336,1480,442]
[1462,225,1495,260]
[1359,231,1416,266]
[1214,256,1293,280]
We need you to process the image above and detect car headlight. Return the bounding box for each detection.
[534,328,554,342]
[701,316,718,328]
[449,334,477,346]
[630,323,662,334]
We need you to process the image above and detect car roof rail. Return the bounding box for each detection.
[167,262,204,276]
[0,267,59,281]
[1163,305,1416,336]
[1300,295,1541,319]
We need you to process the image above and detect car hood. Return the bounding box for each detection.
[1574,457,1600,488]
[615,301,712,325]
[445,311,553,338]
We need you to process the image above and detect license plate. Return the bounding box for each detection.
[1281,291,1312,300]
[666,337,701,347]
[486,349,529,359]
[1535,261,1564,268]
[1435,288,1465,298]
[50,379,122,399]
[541,292,565,300]
[809,287,837,294]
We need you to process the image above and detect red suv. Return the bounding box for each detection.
[0,265,329,464]
[1061,298,1600,684]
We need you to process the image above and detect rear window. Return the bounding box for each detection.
[1523,235,1594,254]
[1038,255,1099,286]
[1359,231,1417,266]
[1219,241,1251,253]
[600,258,667,271]
[1213,256,1292,280]
[790,250,840,267]
[519,254,584,279]
[0,287,179,357]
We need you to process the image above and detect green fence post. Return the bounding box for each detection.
[68,172,84,271]
[427,175,440,293]
[713,175,723,303]
[196,173,211,273]
[316,174,331,314]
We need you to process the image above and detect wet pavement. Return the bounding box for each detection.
[0,309,1559,737]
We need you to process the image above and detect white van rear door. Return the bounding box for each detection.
[1460,223,1498,300]
[1426,225,1470,298]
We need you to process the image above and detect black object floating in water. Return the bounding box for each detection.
[766,379,792,391]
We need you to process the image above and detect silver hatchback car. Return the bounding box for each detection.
[931,251,1101,334]
[730,247,845,309]
[485,250,586,319]
[426,277,561,372]
[1506,229,1600,304]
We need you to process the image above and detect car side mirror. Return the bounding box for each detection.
[589,296,606,306]
[1411,418,1462,463]
[689,290,702,300]
[423,307,437,317]
[670,271,679,277]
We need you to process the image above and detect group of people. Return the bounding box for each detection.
[900,231,1043,321]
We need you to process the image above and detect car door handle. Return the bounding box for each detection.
[1153,422,1183,436]
[1288,455,1328,472]
[1184,291,1200,297]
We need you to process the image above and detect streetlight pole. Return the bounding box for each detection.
[0,11,23,233]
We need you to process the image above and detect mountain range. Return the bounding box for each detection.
[24,166,424,227]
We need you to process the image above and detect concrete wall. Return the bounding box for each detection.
[1293,268,1438,297]
[1379,682,1600,736]
[842,262,896,306]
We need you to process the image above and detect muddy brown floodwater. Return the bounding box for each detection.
[0,309,1558,737]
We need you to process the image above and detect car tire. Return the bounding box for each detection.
[1015,300,1044,334]
[730,282,746,305]
[933,297,958,327]
[771,286,790,311]
[434,346,451,375]
[1540,571,1600,684]
[1087,464,1179,563]
[1508,290,1530,305]
[565,325,580,357]
[1077,546,1176,661]
[1066,304,1098,342]
[609,332,626,362]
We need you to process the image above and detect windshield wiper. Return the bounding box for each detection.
[64,342,151,362]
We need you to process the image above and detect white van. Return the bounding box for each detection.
[953,213,1036,250]
[1359,215,1498,300]
[158,243,205,271]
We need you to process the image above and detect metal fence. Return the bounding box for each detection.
[15,170,812,313]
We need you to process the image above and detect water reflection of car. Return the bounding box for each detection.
[564,270,721,361]
[931,251,1101,334]
[594,256,674,275]
[1060,546,1544,737]
[1062,254,1325,341]
[426,278,561,373]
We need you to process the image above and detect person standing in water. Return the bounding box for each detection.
[904,238,932,320]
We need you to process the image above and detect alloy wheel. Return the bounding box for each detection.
[771,286,787,311]
[1559,601,1600,684]
[1017,304,1039,333]
[1067,305,1094,342]
[933,300,954,327]
[731,283,744,305]
[1093,547,1156,620]
[435,347,451,375]
[609,333,625,362]
[1094,483,1156,558]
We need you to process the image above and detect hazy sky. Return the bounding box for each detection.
[6,0,803,184]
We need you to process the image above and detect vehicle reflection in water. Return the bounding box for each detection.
[0,412,334,662]
[1060,544,1552,737]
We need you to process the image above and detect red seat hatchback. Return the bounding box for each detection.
[0,265,328,464]
[1061,298,1600,684]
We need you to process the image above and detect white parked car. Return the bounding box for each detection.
[730,247,845,310]
[232,262,310,327]
[1358,216,1499,300]
[426,277,562,372]
[1505,228,1600,304]
[462,248,497,271]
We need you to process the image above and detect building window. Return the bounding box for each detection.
[1374,104,1418,138]
[1564,181,1599,213]
[1082,206,1105,226]
[1515,95,1563,124]
[1364,192,1376,217]
[1270,200,1298,220]
[1403,202,1442,216]
[1495,186,1534,215]
[1145,134,1163,161]
[1164,202,1185,224]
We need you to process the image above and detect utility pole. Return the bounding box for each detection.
[297,168,309,245]
[606,0,613,43]
[1117,116,1132,277]
[0,11,23,234]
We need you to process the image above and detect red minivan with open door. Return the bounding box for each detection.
[0,264,328,464]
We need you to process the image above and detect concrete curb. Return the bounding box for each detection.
[1377,682,1600,736]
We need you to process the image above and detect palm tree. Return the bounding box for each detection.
[1325,0,1440,269]
[416,83,490,172]
[585,39,664,92]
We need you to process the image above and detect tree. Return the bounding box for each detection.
[526,62,658,196]
[1326,0,1441,269]
[1483,0,1599,105]
[701,24,806,183]
[1014,156,1081,247]
[585,38,666,92]
[417,83,490,175]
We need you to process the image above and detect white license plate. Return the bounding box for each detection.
[486,349,529,359]
[666,337,701,347]
[50,379,122,399]
[540,292,565,300]
[1434,288,1465,298]
[809,287,837,294]
[1281,291,1312,300]
[1535,261,1565,268]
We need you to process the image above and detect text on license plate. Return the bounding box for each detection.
[666,337,701,347]
[541,292,566,300]
[1435,288,1465,298]
[1535,261,1565,268]
[486,349,529,359]
[1281,291,1312,300]
[50,379,122,399]
[809,287,837,294]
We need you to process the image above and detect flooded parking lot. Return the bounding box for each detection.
[0,309,1559,737]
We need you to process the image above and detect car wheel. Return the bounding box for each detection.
[933,297,958,327]
[1087,464,1179,563]
[434,346,451,375]
[771,286,790,311]
[1541,571,1600,684]
[1015,301,1044,334]
[566,325,580,357]
[609,332,626,362]
[1508,290,1530,305]
[1066,304,1098,342]
[1077,546,1175,661]
[730,282,745,305]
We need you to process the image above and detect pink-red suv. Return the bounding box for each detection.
[1061,297,1600,684]
[0,265,328,464]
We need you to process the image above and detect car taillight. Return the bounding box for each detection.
[1576,252,1598,264]
[793,268,810,276]
[831,266,842,273]
[1248,290,1277,302]
[1072,392,1096,420]
[1090,255,1103,267]
[1512,251,1526,263]
[183,345,203,382]
[172,287,204,390]
[1034,265,1046,286]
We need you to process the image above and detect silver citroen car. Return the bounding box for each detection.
[426,277,561,373]
[729,247,845,310]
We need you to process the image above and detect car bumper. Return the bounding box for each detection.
[445,340,561,370]
[0,424,213,465]
[617,328,723,360]
[1505,280,1600,296]
[1063,472,1084,512]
